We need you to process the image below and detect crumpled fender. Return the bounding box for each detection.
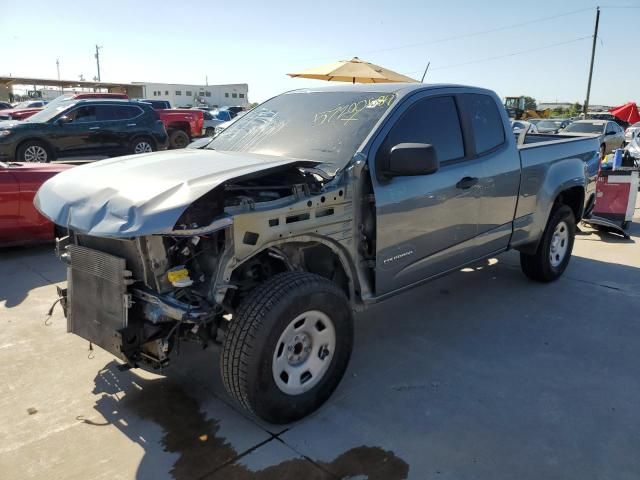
[34,149,315,237]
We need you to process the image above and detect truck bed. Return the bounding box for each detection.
[510,132,601,249]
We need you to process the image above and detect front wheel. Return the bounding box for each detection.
[130,137,155,155]
[520,204,576,282]
[221,272,353,424]
[17,140,52,163]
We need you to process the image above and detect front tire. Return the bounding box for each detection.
[520,204,576,282]
[221,272,353,424]
[17,140,52,163]
[130,136,155,154]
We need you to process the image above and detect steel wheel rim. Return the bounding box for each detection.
[134,141,152,153]
[549,220,569,267]
[24,145,47,162]
[272,310,336,395]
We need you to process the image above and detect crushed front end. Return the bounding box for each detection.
[56,228,227,369]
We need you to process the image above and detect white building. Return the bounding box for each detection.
[132,82,249,108]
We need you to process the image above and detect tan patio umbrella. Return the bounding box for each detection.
[287,57,417,84]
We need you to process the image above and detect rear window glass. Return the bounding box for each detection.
[461,94,505,154]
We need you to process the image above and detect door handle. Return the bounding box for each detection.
[456,176,479,189]
[127,123,137,127]
[89,126,100,130]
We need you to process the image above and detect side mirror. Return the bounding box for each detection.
[55,115,71,125]
[383,143,439,177]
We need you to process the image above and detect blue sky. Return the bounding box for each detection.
[1,0,638,105]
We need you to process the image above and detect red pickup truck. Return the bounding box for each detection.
[155,109,204,149]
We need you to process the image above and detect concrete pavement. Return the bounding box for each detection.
[1,204,639,480]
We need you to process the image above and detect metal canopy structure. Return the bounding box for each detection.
[0,75,135,90]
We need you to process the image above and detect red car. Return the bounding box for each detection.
[0,93,129,121]
[0,161,72,246]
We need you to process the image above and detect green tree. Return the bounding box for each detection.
[523,96,537,110]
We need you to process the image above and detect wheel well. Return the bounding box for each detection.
[131,135,155,148]
[166,122,190,136]
[227,242,352,310]
[15,137,55,159]
[555,186,584,221]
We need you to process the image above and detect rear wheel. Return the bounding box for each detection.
[520,204,576,282]
[17,140,52,163]
[205,127,216,137]
[221,272,353,424]
[168,129,190,149]
[130,136,155,154]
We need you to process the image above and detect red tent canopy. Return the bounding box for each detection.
[609,102,640,124]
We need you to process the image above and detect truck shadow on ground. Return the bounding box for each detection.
[89,363,409,480]
[0,244,65,308]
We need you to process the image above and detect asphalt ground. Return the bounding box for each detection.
[1,199,639,480]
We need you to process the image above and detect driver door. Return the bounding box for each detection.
[371,93,483,296]
[52,105,98,156]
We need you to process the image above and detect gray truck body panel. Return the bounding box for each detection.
[37,83,598,308]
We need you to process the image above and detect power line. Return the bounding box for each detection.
[296,6,595,63]
[403,35,592,75]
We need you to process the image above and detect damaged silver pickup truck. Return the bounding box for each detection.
[36,84,600,423]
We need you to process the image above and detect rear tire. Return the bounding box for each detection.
[205,127,216,137]
[16,140,52,163]
[520,204,576,282]
[130,136,155,155]
[221,272,353,424]
[168,129,190,149]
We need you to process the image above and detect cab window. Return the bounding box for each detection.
[378,96,464,165]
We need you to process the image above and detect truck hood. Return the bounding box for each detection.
[35,149,319,237]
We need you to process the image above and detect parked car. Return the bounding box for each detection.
[625,121,640,143]
[0,102,12,110]
[0,94,128,121]
[511,120,538,134]
[210,111,247,137]
[36,83,599,424]
[0,160,73,246]
[0,99,168,162]
[562,119,625,156]
[623,130,640,166]
[536,119,571,134]
[0,100,50,121]
[139,99,172,110]
[586,111,629,129]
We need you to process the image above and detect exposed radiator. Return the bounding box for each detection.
[67,245,133,360]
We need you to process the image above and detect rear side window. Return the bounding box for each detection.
[96,105,142,121]
[461,94,505,154]
[381,96,464,163]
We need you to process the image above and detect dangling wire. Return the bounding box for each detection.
[44,298,62,326]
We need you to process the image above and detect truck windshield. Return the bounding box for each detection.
[564,122,604,134]
[207,90,397,171]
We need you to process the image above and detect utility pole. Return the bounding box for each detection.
[583,7,600,116]
[94,45,102,82]
[56,58,62,94]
